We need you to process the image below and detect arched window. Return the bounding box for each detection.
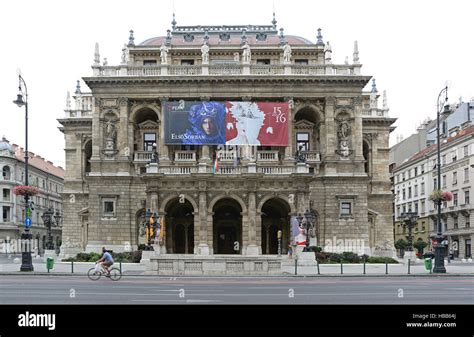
[2,166,11,180]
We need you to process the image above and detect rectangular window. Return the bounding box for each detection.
[180,59,195,65]
[414,185,418,197]
[415,202,419,214]
[340,201,352,216]
[421,164,425,174]
[420,182,425,195]
[421,200,425,214]
[143,60,157,66]
[102,197,117,218]
[442,175,447,188]
[402,189,406,200]
[408,187,412,198]
[296,133,310,151]
[454,221,458,229]
[464,168,469,182]
[2,206,10,222]
[144,133,156,152]
[2,189,10,201]
[453,193,458,206]
[442,154,446,165]
[465,190,470,205]
[414,167,418,176]
[402,205,406,214]
[464,145,469,157]
[294,59,309,65]
[465,216,470,228]
[256,59,271,65]
[452,151,457,162]
[453,171,457,185]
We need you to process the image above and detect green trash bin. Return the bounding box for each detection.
[424,257,432,271]
[46,257,54,271]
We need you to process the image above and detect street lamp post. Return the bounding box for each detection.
[433,85,450,273]
[13,74,33,271]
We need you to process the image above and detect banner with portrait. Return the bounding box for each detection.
[164,101,289,146]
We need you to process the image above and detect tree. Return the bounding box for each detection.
[413,239,428,254]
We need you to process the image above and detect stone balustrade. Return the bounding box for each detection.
[257,150,279,162]
[174,151,197,162]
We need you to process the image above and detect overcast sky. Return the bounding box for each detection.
[0,0,471,167]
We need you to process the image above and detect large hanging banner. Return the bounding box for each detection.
[164,101,288,146]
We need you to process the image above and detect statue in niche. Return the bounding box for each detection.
[104,119,117,150]
[337,118,351,158]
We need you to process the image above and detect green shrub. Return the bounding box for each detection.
[341,251,360,263]
[137,244,147,251]
[394,239,408,250]
[366,256,399,264]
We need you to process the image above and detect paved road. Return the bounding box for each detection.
[0,275,473,304]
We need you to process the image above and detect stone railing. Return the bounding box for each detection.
[64,109,92,118]
[218,150,237,161]
[257,166,295,174]
[134,151,153,162]
[215,166,244,174]
[168,65,202,76]
[362,108,389,118]
[158,166,197,175]
[128,66,161,76]
[209,64,241,75]
[257,151,279,162]
[92,64,362,77]
[174,151,197,162]
[302,151,320,162]
[250,65,285,75]
[291,65,325,75]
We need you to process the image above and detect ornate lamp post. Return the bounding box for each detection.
[433,85,451,273]
[13,74,33,271]
[400,212,419,252]
[41,208,62,250]
[303,209,315,252]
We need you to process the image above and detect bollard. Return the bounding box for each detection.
[294,258,298,275]
[408,259,410,275]
[120,261,122,273]
[385,262,388,275]
[340,262,343,275]
[363,262,366,275]
[316,260,320,275]
[71,261,74,274]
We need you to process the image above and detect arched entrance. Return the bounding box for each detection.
[165,199,194,254]
[261,198,291,254]
[213,198,242,254]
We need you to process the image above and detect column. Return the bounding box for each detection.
[353,96,364,161]
[284,98,294,161]
[197,191,209,255]
[118,97,129,160]
[246,191,259,255]
[158,100,170,163]
[324,96,337,162]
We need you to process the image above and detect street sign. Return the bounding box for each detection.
[24,217,32,228]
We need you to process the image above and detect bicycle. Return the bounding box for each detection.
[87,264,122,281]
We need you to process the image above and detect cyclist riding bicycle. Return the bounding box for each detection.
[96,247,114,277]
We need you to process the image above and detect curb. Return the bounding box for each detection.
[0,272,471,277]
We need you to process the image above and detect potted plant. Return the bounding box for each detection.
[429,190,453,203]
[13,185,40,197]
[394,239,408,258]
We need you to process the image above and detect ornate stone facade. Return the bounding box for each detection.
[58,19,395,259]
